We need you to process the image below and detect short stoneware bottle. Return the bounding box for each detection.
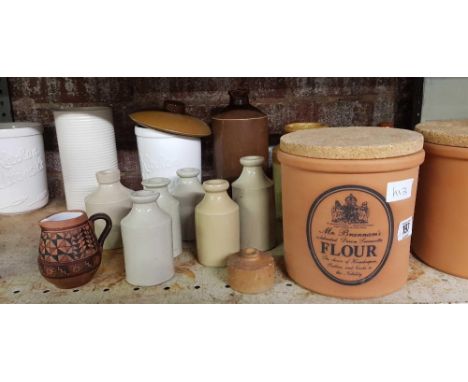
[121,190,174,286]
[84,168,132,250]
[171,168,205,241]
[142,177,183,257]
[232,156,276,251]
[195,179,240,267]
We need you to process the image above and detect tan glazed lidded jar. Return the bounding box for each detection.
[278,127,425,299]
[412,120,468,278]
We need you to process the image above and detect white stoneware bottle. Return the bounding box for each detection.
[171,168,205,241]
[142,177,183,257]
[121,190,174,286]
[195,179,240,267]
[232,155,276,251]
[85,168,132,250]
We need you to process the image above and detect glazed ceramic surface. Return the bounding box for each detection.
[212,89,269,183]
[142,177,183,257]
[38,210,112,288]
[53,107,118,210]
[232,156,276,251]
[195,179,240,267]
[121,191,174,286]
[85,168,132,250]
[0,122,48,214]
[171,168,205,241]
[278,127,425,299]
[135,126,202,191]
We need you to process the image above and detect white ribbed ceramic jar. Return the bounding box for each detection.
[0,122,49,214]
[135,126,201,191]
[53,107,118,210]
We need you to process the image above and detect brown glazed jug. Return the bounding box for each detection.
[212,89,269,183]
[38,211,112,289]
[278,127,424,299]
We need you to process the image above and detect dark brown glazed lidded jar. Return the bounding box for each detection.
[212,89,269,183]
[38,210,112,289]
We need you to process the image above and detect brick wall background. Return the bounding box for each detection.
[7,77,421,199]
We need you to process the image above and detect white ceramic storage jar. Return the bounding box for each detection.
[135,126,201,190]
[0,122,48,214]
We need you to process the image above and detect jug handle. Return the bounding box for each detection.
[89,213,113,248]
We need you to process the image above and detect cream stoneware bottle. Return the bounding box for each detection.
[121,190,174,286]
[142,177,183,257]
[195,179,240,267]
[232,156,276,251]
[84,168,132,250]
[172,168,205,241]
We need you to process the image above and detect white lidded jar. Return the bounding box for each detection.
[85,168,133,250]
[53,106,118,210]
[121,190,174,286]
[142,177,183,257]
[0,122,48,214]
[172,168,205,241]
[232,155,276,251]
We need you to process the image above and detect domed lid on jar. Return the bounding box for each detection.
[0,122,43,138]
[130,190,160,203]
[280,127,424,160]
[141,177,171,189]
[202,179,229,192]
[212,89,267,120]
[416,120,468,148]
[96,168,120,184]
[176,168,200,178]
[284,122,326,134]
[129,100,211,138]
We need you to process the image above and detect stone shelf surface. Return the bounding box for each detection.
[1,199,467,304]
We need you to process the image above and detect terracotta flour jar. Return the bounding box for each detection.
[212,89,268,183]
[412,120,468,278]
[278,127,424,299]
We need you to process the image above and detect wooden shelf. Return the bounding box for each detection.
[1,199,468,303]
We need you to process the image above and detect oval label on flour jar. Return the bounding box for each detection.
[306,185,394,286]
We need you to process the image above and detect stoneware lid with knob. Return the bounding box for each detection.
[227,248,275,294]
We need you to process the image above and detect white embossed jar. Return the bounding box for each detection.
[0,122,48,214]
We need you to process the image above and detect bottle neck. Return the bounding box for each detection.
[146,186,170,197]
[179,177,199,185]
[240,165,263,178]
[97,181,121,189]
[205,190,230,202]
[132,201,160,214]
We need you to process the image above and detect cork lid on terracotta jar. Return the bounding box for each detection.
[415,120,468,147]
[280,126,424,159]
[129,101,211,138]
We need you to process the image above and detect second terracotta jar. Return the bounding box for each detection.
[232,156,276,251]
[195,179,240,267]
[212,89,269,184]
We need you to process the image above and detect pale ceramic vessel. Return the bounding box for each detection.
[135,126,201,192]
[232,156,276,251]
[142,177,183,257]
[85,168,132,250]
[0,122,48,214]
[171,168,205,241]
[195,179,240,267]
[121,190,174,286]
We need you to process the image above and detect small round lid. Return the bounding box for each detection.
[96,168,120,184]
[202,179,229,192]
[240,155,264,166]
[130,190,159,203]
[176,168,200,178]
[129,109,211,138]
[141,177,170,189]
[0,122,43,138]
[280,127,424,160]
[416,120,468,148]
[284,122,326,134]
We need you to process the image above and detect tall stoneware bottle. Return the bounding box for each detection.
[195,179,240,267]
[232,156,276,251]
[212,89,268,184]
[142,177,183,257]
[121,190,174,286]
[172,168,205,241]
[85,168,132,250]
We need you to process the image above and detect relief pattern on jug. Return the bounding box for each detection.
[307,185,394,285]
[0,147,44,189]
[141,153,180,178]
